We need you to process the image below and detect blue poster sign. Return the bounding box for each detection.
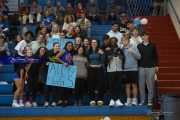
[46,63,77,88]
[46,38,74,50]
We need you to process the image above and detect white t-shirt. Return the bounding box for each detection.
[52,33,60,38]
[15,40,29,56]
[107,30,123,48]
[130,36,143,46]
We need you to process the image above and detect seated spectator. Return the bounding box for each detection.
[74,36,83,51]
[100,34,110,52]
[86,0,102,25]
[51,23,60,38]
[59,31,66,38]
[41,10,54,28]
[65,3,75,16]
[106,1,119,24]
[38,27,47,37]
[43,0,54,16]
[0,27,5,38]
[119,14,128,36]
[62,15,76,32]
[83,37,90,55]
[76,13,91,38]
[13,35,23,56]
[74,26,87,40]
[0,0,9,16]
[67,0,75,8]
[130,26,143,46]
[54,2,65,25]
[18,3,29,25]
[97,0,106,11]
[15,31,34,56]
[153,0,164,16]
[125,19,134,38]
[29,0,42,25]
[45,32,51,45]
[0,35,9,56]
[75,3,86,20]
[0,15,9,31]
[107,22,123,48]
[21,27,28,40]
[76,0,87,8]
[65,26,75,39]
[30,33,45,54]
[114,0,124,11]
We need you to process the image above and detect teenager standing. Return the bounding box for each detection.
[105,37,125,107]
[73,46,89,106]
[137,31,159,106]
[87,39,105,106]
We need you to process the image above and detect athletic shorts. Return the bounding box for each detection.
[123,71,138,84]
[13,73,20,79]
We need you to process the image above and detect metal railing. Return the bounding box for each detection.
[168,0,180,24]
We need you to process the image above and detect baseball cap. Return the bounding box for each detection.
[103,34,110,40]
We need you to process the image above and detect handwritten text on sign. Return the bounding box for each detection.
[46,38,74,50]
[46,63,77,88]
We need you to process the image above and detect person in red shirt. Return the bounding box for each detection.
[75,3,86,20]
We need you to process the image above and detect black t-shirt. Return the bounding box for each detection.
[15,64,25,77]
[44,50,59,71]
[119,23,128,36]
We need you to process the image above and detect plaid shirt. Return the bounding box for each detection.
[76,18,91,30]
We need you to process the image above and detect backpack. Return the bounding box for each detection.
[11,14,20,26]
[4,27,18,42]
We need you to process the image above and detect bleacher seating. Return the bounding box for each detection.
[0,0,157,118]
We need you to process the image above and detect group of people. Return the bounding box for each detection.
[0,0,159,109]
[9,20,159,108]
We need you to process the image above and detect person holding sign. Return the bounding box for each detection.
[73,46,89,106]
[87,39,105,106]
[105,37,125,107]
[44,42,60,107]
[25,47,47,107]
[55,41,75,107]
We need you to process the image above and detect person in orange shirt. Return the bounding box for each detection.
[18,3,29,25]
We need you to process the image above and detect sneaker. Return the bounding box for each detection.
[90,101,96,106]
[25,101,32,107]
[32,102,38,107]
[98,101,103,107]
[74,101,77,106]
[132,100,137,106]
[148,102,152,107]
[124,101,131,106]
[44,102,49,107]
[109,99,115,107]
[116,99,123,107]
[51,102,56,107]
[12,102,20,107]
[139,102,145,106]
[19,102,25,107]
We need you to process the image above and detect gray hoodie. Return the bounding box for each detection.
[122,44,141,71]
[73,55,89,79]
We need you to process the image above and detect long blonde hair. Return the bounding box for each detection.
[74,37,83,50]
[51,23,60,36]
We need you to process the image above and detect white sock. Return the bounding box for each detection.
[13,100,17,103]
[127,98,130,102]
[19,100,23,103]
